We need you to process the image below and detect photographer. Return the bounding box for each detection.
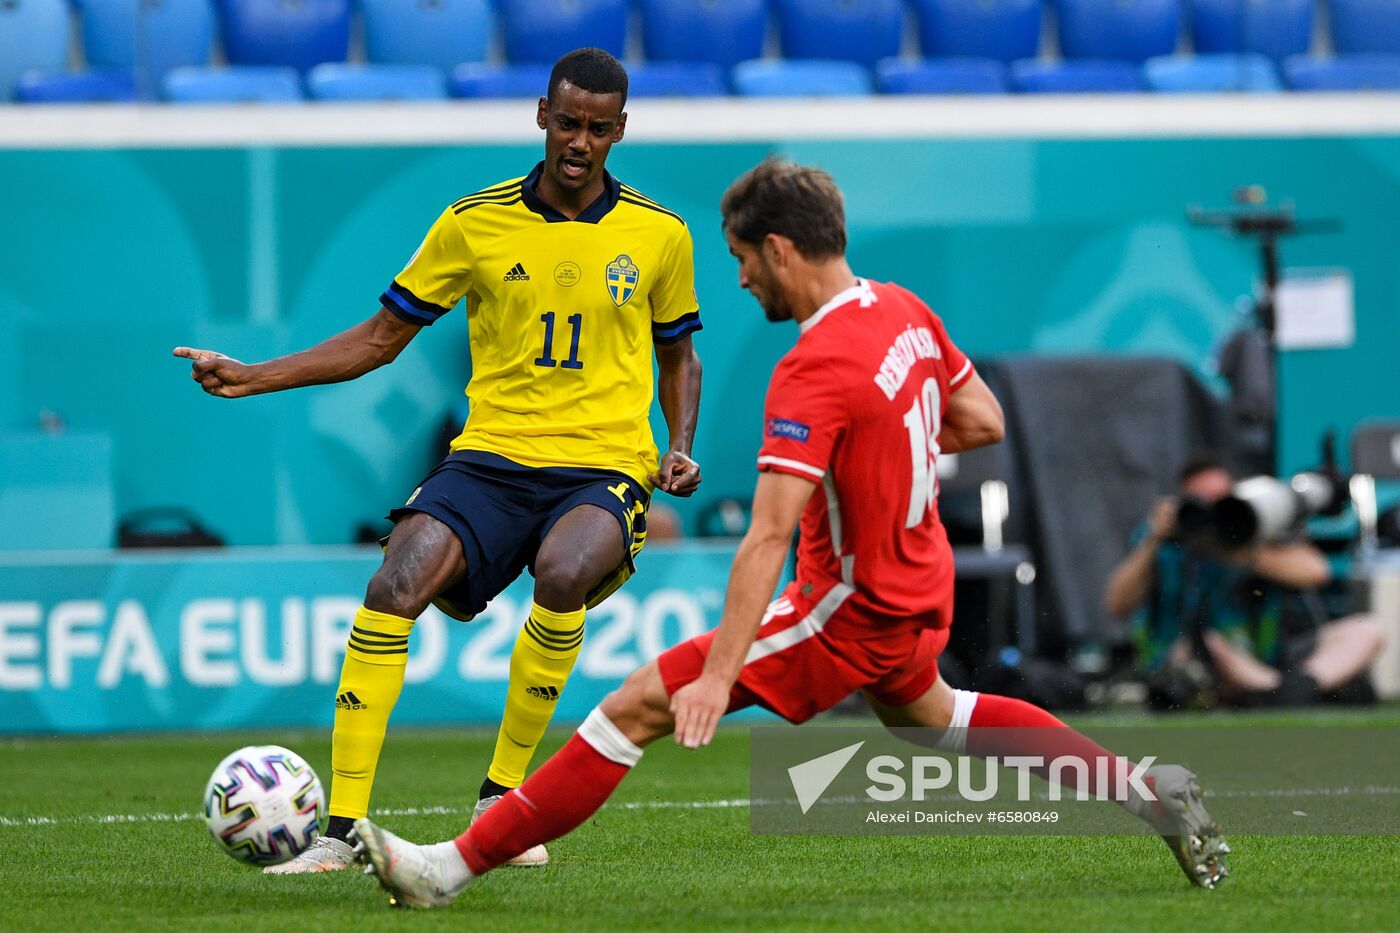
[1104,454,1384,707]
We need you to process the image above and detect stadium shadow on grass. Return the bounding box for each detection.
[3,710,1400,930]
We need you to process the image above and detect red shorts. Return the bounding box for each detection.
[656,582,950,724]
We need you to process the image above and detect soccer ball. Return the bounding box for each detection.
[202,744,325,865]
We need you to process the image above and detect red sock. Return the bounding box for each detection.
[964,693,1137,802]
[455,732,632,875]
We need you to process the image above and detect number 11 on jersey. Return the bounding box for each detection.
[535,311,584,370]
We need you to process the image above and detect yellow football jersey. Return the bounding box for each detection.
[380,163,701,489]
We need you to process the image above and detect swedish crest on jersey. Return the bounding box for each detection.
[605,254,640,307]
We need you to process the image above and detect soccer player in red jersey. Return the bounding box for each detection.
[350,158,1229,906]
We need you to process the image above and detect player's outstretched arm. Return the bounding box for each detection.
[651,335,703,496]
[938,370,1005,454]
[671,470,814,748]
[172,307,421,398]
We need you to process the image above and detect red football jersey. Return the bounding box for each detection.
[757,279,973,638]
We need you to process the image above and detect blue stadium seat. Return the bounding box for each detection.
[1055,0,1181,62]
[1143,53,1281,91]
[731,59,874,96]
[775,0,903,67]
[163,66,305,102]
[0,0,68,99]
[15,70,139,102]
[1284,54,1400,89]
[911,0,1041,63]
[1330,0,1400,55]
[639,0,766,69]
[77,0,214,81]
[308,64,447,100]
[627,62,729,97]
[450,64,553,98]
[361,0,491,70]
[219,0,351,71]
[1009,59,1146,92]
[1189,0,1312,61]
[876,58,1009,94]
[501,0,627,65]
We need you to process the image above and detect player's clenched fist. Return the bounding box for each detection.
[172,346,257,398]
[650,450,702,498]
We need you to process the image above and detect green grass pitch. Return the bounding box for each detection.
[3,711,1399,931]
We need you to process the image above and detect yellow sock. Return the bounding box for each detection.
[329,606,414,819]
[486,602,585,788]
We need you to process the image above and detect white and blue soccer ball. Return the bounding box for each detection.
[203,744,326,865]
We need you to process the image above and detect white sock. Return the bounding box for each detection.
[429,840,474,892]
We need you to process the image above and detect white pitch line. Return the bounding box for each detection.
[2,787,1396,829]
[0,798,754,828]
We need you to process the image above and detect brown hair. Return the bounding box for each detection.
[720,157,846,260]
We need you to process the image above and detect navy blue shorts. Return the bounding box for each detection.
[387,450,649,621]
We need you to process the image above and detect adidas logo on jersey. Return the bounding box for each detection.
[335,691,367,711]
[524,685,560,701]
[503,262,530,282]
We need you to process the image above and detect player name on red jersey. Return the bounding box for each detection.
[874,324,944,401]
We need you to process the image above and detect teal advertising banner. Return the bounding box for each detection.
[0,542,739,734]
[3,133,1398,548]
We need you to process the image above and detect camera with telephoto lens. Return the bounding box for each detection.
[1176,471,1346,549]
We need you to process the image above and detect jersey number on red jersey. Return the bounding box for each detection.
[901,377,942,528]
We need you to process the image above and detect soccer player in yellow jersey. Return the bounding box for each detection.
[172,48,703,872]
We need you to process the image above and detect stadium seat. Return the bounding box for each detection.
[361,0,491,71]
[1055,0,1181,62]
[639,0,766,69]
[307,64,447,101]
[731,59,874,96]
[1329,0,1400,55]
[774,0,903,68]
[1143,53,1281,91]
[1284,54,1400,89]
[1188,0,1312,61]
[450,64,553,98]
[219,0,351,71]
[0,0,68,99]
[163,66,305,102]
[627,62,729,97]
[1009,59,1146,92]
[77,0,215,81]
[911,0,1041,63]
[501,0,627,65]
[15,70,140,103]
[876,58,1010,94]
